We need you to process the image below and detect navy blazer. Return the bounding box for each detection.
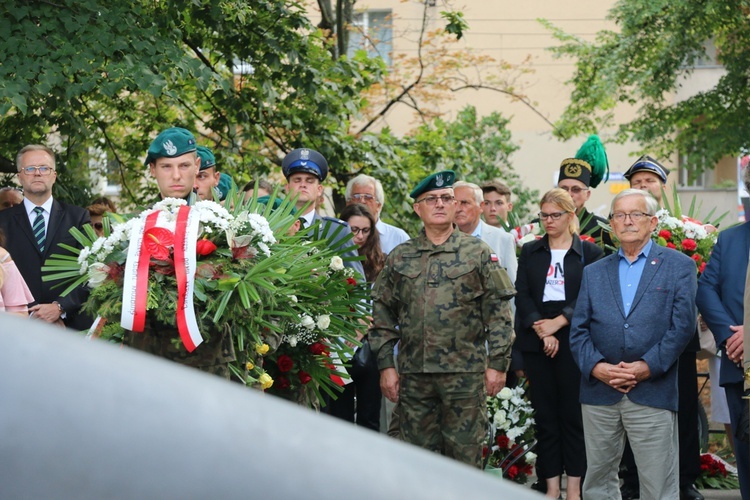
[696,221,750,386]
[570,243,697,411]
[0,199,91,329]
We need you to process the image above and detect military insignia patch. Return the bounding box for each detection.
[300,149,310,160]
[163,140,177,156]
[490,253,499,262]
[435,174,444,187]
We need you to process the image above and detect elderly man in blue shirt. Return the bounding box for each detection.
[570,188,697,500]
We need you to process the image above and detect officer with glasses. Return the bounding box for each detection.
[370,169,516,468]
[0,144,92,329]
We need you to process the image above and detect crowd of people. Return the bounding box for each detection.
[1,128,749,500]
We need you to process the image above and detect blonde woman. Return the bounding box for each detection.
[0,230,34,317]
[514,188,604,499]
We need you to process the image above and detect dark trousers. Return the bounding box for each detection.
[725,382,750,499]
[327,357,381,431]
[524,346,586,479]
[621,350,701,489]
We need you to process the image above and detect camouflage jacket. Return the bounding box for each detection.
[370,226,515,373]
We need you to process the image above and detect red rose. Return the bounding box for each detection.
[277,354,294,373]
[658,229,672,240]
[309,343,327,355]
[506,465,519,479]
[346,277,357,286]
[523,463,534,475]
[298,370,312,385]
[196,238,217,256]
[276,375,291,390]
[699,262,707,274]
[667,242,677,249]
[691,253,702,264]
[496,435,510,449]
[681,238,697,252]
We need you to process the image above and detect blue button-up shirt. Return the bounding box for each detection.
[618,239,653,316]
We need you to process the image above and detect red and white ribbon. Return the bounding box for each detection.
[327,349,352,386]
[173,205,203,352]
[120,211,159,332]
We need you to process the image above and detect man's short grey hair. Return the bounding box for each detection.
[345,174,385,206]
[610,188,659,216]
[452,181,483,205]
[16,144,55,171]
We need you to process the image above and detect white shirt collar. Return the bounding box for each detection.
[24,196,53,217]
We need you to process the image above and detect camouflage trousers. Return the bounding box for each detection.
[399,372,487,468]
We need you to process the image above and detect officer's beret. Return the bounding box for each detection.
[196,146,216,171]
[624,155,670,184]
[144,127,197,165]
[216,173,235,201]
[281,148,328,181]
[409,170,456,200]
[257,195,298,215]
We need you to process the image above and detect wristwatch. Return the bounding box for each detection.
[53,301,64,315]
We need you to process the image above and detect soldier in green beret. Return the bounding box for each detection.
[194,145,220,201]
[145,127,200,205]
[369,170,516,468]
[126,127,236,378]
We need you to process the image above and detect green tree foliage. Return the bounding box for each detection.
[542,0,750,170]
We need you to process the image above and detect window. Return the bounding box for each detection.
[678,151,713,188]
[348,10,393,66]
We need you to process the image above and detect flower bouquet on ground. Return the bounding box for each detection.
[42,190,369,407]
[695,453,740,489]
[652,189,726,275]
[485,384,536,484]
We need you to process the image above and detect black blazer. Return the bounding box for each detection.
[0,199,92,329]
[514,234,604,352]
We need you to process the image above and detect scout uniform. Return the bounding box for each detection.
[126,127,235,378]
[370,171,516,468]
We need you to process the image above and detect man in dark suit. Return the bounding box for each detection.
[696,165,750,499]
[570,188,697,499]
[0,145,91,330]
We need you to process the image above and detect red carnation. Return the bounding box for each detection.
[309,343,327,356]
[658,229,672,240]
[196,238,217,256]
[346,277,357,286]
[681,238,697,252]
[276,375,291,390]
[691,253,702,264]
[523,464,534,475]
[277,354,294,373]
[667,242,677,249]
[298,370,312,385]
[699,262,707,274]
[496,435,510,449]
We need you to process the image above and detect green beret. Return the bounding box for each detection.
[196,146,216,171]
[144,127,197,165]
[409,170,456,200]
[216,173,235,201]
[258,195,298,215]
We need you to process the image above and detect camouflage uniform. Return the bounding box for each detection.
[370,226,515,467]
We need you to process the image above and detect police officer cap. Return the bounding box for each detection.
[282,148,328,181]
[624,155,670,184]
[144,127,197,165]
[196,146,216,171]
[409,170,456,200]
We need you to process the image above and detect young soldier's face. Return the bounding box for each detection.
[150,152,199,199]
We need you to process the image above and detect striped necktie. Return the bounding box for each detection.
[32,206,46,253]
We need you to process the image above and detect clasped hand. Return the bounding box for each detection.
[592,361,651,394]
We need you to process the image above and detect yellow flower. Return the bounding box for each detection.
[245,361,255,371]
[259,373,273,389]
[255,343,269,355]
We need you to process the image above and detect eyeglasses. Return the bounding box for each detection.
[415,195,455,206]
[482,200,506,208]
[559,186,589,194]
[609,211,652,222]
[352,193,377,202]
[349,226,371,236]
[538,211,568,220]
[20,165,54,176]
